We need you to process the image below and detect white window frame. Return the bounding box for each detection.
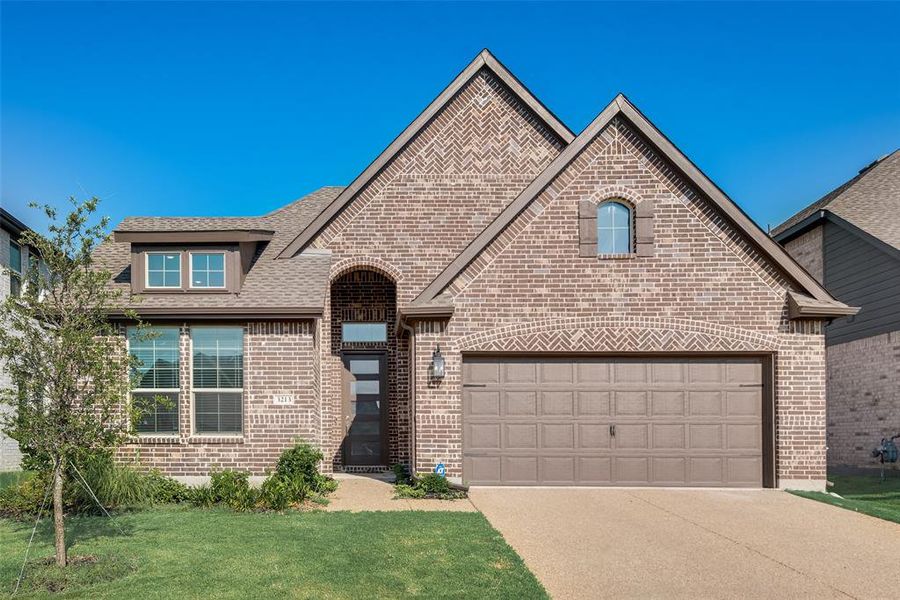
[145,251,182,289]
[188,251,227,289]
[190,326,244,436]
[127,326,180,436]
[597,200,633,255]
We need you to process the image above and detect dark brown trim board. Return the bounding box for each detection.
[276,49,574,259]
[107,307,323,320]
[114,230,274,244]
[412,94,851,315]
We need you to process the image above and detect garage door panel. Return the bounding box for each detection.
[541,423,575,449]
[652,457,686,484]
[463,356,764,487]
[541,391,575,416]
[466,390,500,416]
[726,390,762,416]
[651,391,685,416]
[651,424,686,449]
[504,456,539,484]
[726,424,761,450]
[505,423,537,449]
[467,423,501,450]
[579,423,611,449]
[615,391,649,415]
[506,391,537,416]
[688,391,724,416]
[577,390,610,415]
[541,457,576,483]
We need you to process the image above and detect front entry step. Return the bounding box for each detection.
[340,465,390,474]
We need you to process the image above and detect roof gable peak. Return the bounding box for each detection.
[276,49,573,259]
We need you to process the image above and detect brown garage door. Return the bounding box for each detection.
[462,356,764,487]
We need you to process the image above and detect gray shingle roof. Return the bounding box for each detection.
[93,186,343,313]
[772,150,900,250]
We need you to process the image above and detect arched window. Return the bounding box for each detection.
[597,201,632,254]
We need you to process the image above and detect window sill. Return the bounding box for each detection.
[131,434,181,445]
[187,435,245,445]
[595,253,638,260]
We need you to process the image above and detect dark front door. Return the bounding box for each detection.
[342,353,387,465]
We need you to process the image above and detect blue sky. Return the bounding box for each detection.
[2,1,898,234]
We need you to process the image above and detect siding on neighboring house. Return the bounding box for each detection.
[824,220,900,345]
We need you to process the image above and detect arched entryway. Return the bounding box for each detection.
[329,269,407,469]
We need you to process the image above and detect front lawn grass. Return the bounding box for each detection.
[790,472,900,524]
[1,507,547,599]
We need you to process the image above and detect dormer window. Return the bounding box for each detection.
[597,201,632,255]
[190,252,226,288]
[146,252,182,288]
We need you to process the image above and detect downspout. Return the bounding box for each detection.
[398,316,416,474]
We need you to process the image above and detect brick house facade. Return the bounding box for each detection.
[774,151,900,469]
[97,50,855,491]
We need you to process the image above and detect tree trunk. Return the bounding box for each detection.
[53,463,66,567]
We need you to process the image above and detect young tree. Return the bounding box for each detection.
[0,197,142,567]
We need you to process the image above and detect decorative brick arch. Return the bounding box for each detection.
[330,256,403,283]
[455,316,780,353]
[589,184,646,209]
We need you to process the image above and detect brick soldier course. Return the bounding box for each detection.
[96,49,856,491]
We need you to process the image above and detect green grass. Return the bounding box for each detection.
[790,472,900,524]
[0,507,547,599]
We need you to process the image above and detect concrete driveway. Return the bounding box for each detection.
[469,488,900,599]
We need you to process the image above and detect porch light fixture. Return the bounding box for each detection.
[431,346,445,379]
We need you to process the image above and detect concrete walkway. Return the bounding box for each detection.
[325,474,476,512]
[470,487,900,599]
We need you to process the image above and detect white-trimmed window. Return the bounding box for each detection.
[146,252,181,288]
[597,201,632,254]
[191,327,243,434]
[189,252,226,288]
[128,326,180,434]
[8,240,22,297]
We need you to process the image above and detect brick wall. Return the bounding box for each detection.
[826,331,900,467]
[120,321,317,476]
[314,67,565,471]
[782,225,824,283]
[412,118,828,488]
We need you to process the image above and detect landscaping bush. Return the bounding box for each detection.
[67,454,154,513]
[145,470,191,504]
[393,472,466,500]
[273,442,336,494]
[0,471,50,518]
[210,470,258,511]
[392,463,410,485]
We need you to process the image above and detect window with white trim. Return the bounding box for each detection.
[192,327,243,434]
[190,252,226,288]
[8,241,22,297]
[597,201,632,254]
[129,326,180,434]
[146,252,181,288]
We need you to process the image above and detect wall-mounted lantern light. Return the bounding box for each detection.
[431,345,445,379]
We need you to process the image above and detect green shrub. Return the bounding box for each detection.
[68,454,153,512]
[146,470,191,504]
[0,471,51,519]
[393,472,466,500]
[416,473,451,495]
[394,483,425,499]
[392,463,410,485]
[210,470,259,511]
[188,485,216,508]
[271,442,336,496]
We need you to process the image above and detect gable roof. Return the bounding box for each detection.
[413,94,846,310]
[772,149,900,251]
[96,186,343,317]
[275,49,575,259]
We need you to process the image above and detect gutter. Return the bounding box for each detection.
[771,210,827,244]
[107,306,324,320]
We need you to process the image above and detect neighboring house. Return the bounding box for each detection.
[773,150,900,470]
[94,49,855,491]
[0,208,33,471]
